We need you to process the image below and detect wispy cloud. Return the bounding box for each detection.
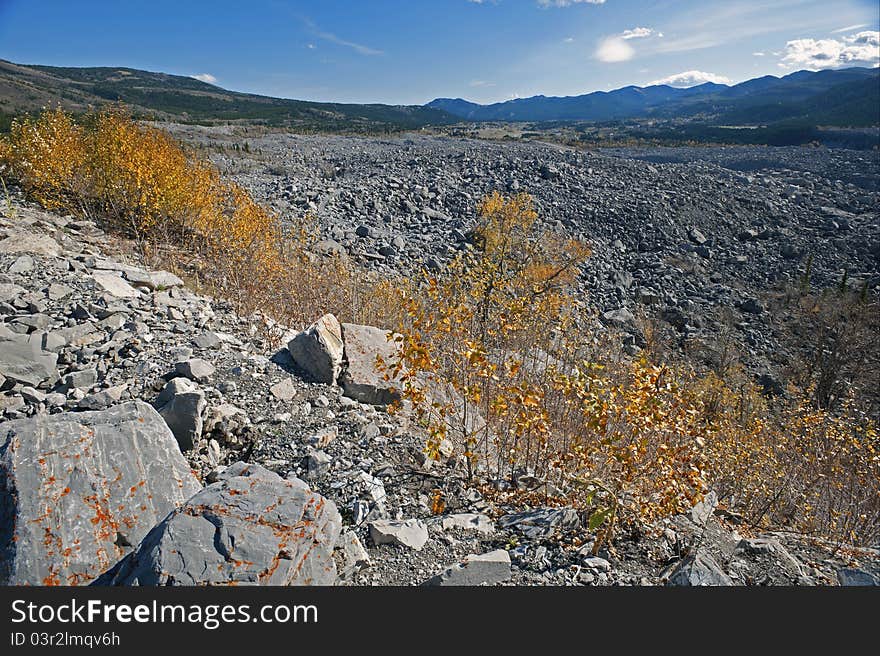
[652,1,848,55]
[649,70,732,87]
[780,30,880,69]
[831,23,869,34]
[191,73,217,84]
[304,18,383,56]
[469,79,496,87]
[752,51,765,56]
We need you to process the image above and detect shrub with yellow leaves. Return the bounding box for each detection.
[0,106,360,331]
[381,191,590,478]
[1,107,87,210]
[382,191,879,546]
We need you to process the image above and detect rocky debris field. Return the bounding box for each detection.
[165,126,880,379]
[1,198,878,586]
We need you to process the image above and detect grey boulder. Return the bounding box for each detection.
[123,268,183,290]
[0,335,59,388]
[441,513,495,535]
[156,378,206,452]
[174,358,215,384]
[339,322,402,405]
[369,518,428,550]
[91,271,140,299]
[0,401,201,585]
[499,507,580,540]
[338,531,371,578]
[96,462,342,586]
[837,568,878,586]
[424,549,511,586]
[667,552,735,586]
[287,313,344,384]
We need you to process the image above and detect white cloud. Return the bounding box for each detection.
[563,37,575,43]
[538,0,605,7]
[780,31,880,69]
[648,70,732,87]
[469,80,496,87]
[306,43,316,49]
[191,73,217,84]
[621,27,657,40]
[595,36,634,62]
[752,51,765,56]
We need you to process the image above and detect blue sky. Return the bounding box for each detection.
[0,0,877,104]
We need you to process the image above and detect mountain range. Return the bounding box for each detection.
[0,58,877,132]
[428,67,879,126]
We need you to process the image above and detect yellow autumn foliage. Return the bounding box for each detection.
[383,191,879,545]
[0,106,354,329]
[1,107,87,210]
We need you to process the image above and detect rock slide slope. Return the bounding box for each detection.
[0,172,877,586]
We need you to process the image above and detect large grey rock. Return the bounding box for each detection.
[62,368,98,391]
[91,271,140,299]
[270,377,297,402]
[836,568,878,586]
[0,282,25,304]
[338,531,371,578]
[499,507,580,540]
[0,231,62,257]
[339,322,402,405]
[8,255,34,274]
[156,378,206,452]
[76,383,128,411]
[0,401,201,585]
[287,313,344,384]
[369,518,429,550]
[0,336,59,387]
[601,307,636,329]
[174,358,215,383]
[123,268,183,290]
[96,462,342,586]
[441,513,495,535]
[424,549,511,586]
[667,552,735,586]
